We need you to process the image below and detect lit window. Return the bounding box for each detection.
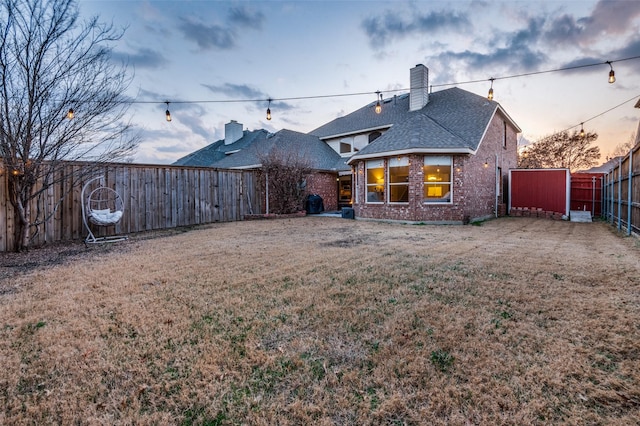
[424,156,452,203]
[366,159,385,203]
[388,157,409,203]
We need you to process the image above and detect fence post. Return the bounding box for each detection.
[618,158,622,230]
[591,176,595,217]
[628,149,633,236]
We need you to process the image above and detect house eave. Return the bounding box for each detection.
[496,104,522,133]
[346,147,474,164]
[228,164,262,170]
[317,124,393,141]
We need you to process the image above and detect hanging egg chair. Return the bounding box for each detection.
[81,176,128,244]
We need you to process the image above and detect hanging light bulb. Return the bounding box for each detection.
[266,98,272,121]
[375,91,382,114]
[487,78,495,101]
[66,108,74,120]
[607,61,615,84]
[165,101,171,122]
[579,123,585,138]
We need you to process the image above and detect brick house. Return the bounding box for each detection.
[175,64,521,222]
[174,121,345,212]
[310,64,521,223]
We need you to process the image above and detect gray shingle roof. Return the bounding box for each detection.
[310,93,410,138]
[172,130,269,167]
[211,129,343,171]
[310,87,520,163]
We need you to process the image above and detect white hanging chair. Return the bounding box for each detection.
[81,176,128,244]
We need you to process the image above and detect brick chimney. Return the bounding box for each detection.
[409,64,429,111]
[224,120,243,145]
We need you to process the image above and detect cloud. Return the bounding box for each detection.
[110,47,169,69]
[545,14,585,45]
[583,0,640,37]
[556,34,640,77]
[362,9,470,48]
[545,0,640,47]
[613,35,640,59]
[173,113,212,140]
[202,83,265,99]
[177,18,235,50]
[228,6,265,29]
[177,5,265,50]
[437,17,548,73]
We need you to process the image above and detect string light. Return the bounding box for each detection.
[91,55,639,111]
[579,123,585,138]
[607,61,615,84]
[66,108,74,119]
[487,78,495,101]
[374,91,382,114]
[69,54,637,138]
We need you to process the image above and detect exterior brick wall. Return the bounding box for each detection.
[351,111,519,223]
[306,172,339,211]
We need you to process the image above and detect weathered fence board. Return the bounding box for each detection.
[0,162,263,252]
[603,145,639,237]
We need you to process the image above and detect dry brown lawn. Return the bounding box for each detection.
[0,217,639,425]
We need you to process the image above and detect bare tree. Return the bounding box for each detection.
[518,129,600,171]
[606,131,637,159]
[257,148,313,215]
[0,0,137,251]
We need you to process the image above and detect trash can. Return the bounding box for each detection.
[306,194,324,214]
[341,207,354,219]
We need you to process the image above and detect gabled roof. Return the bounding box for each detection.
[310,87,521,164]
[310,93,410,139]
[210,129,344,172]
[173,129,269,167]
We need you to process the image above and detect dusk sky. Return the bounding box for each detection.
[78,0,640,165]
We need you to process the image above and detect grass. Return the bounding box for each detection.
[0,217,639,424]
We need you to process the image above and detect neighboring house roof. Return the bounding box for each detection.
[210,129,344,172]
[578,156,622,173]
[310,87,521,164]
[173,129,269,167]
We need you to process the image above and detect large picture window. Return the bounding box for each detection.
[423,156,452,203]
[366,159,385,203]
[388,157,409,203]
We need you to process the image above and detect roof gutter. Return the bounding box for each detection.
[347,147,475,164]
[316,124,392,141]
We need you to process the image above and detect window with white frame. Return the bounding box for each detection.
[388,157,409,203]
[423,156,452,203]
[366,159,385,203]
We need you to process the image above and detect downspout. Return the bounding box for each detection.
[495,153,499,218]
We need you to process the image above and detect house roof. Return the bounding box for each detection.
[173,129,269,167]
[210,129,344,172]
[310,87,521,164]
[310,93,411,139]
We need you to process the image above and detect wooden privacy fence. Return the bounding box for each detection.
[602,145,640,237]
[570,173,603,217]
[0,162,263,251]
